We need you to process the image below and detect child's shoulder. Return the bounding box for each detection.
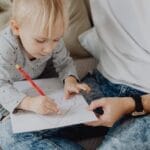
[0,26,16,44]
[0,26,17,60]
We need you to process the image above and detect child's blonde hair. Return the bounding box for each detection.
[11,0,67,37]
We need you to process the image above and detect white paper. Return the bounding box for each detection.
[11,78,97,133]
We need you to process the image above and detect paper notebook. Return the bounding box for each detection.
[11,78,97,133]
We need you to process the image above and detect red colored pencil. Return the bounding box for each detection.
[15,64,45,96]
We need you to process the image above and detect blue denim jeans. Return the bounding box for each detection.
[1,69,150,150]
[82,70,150,150]
[0,118,84,150]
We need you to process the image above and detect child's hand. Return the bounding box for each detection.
[64,76,91,99]
[86,97,135,127]
[18,96,59,115]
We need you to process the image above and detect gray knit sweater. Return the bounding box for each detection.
[0,26,78,119]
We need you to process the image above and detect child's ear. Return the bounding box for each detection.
[10,19,20,36]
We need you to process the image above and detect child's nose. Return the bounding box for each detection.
[43,47,52,54]
[43,42,54,53]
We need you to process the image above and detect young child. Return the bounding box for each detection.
[0,0,89,149]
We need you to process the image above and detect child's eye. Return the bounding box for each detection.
[53,40,59,43]
[35,39,46,43]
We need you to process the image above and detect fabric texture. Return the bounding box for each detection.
[79,27,102,61]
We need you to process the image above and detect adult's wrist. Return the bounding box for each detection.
[122,97,135,114]
[127,94,150,114]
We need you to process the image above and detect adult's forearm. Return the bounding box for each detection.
[124,95,150,114]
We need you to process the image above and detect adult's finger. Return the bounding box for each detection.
[89,99,106,111]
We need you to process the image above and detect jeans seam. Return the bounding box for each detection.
[119,85,127,96]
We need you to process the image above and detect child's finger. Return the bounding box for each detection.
[64,90,71,99]
[70,87,80,94]
[46,101,59,112]
[64,89,79,99]
[45,105,58,113]
[66,93,76,100]
[74,86,80,93]
[77,84,91,93]
[85,84,91,92]
[45,108,54,114]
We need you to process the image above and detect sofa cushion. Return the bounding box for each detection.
[74,57,97,79]
[63,0,92,59]
[84,0,92,22]
[0,10,11,31]
[79,27,103,61]
[0,0,11,31]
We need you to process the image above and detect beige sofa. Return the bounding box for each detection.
[0,0,105,149]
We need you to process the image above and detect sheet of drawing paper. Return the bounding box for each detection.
[10,78,97,133]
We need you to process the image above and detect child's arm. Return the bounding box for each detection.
[0,67,59,115]
[0,36,58,114]
[0,37,27,113]
[52,39,79,81]
[64,76,91,99]
[0,78,27,113]
[52,39,90,98]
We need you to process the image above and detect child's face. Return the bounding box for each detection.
[11,19,64,59]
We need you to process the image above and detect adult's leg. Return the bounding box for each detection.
[83,70,150,150]
[0,119,84,150]
[98,115,150,150]
[81,71,105,104]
